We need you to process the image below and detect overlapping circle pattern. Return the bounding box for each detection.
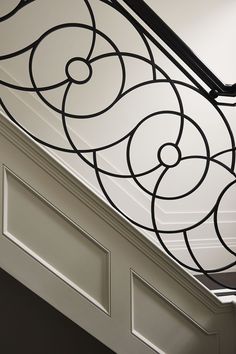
[1,0,235,289]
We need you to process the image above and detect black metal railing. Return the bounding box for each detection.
[119,0,236,99]
[0,0,35,22]
[1,0,235,290]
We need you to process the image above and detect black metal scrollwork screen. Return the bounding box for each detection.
[0,0,235,290]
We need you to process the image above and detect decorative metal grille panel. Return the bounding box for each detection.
[1,0,235,289]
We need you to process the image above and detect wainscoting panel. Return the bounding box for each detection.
[0,114,235,354]
[3,168,110,313]
[131,271,218,354]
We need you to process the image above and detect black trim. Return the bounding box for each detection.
[216,291,236,297]
[196,272,236,290]
[118,0,236,98]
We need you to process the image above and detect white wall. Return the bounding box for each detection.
[1,113,236,354]
[1,0,236,279]
[146,0,236,83]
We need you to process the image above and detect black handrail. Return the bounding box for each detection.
[119,0,236,98]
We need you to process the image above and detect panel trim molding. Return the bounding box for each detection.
[0,112,234,315]
[2,165,111,315]
[130,270,220,354]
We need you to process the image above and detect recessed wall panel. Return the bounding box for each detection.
[3,168,110,313]
[131,272,218,354]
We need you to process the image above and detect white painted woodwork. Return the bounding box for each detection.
[0,1,236,352]
[1,0,236,275]
[0,113,236,354]
[131,271,218,354]
[3,168,110,313]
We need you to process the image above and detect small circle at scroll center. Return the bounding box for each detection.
[66,58,92,84]
[158,143,181,167]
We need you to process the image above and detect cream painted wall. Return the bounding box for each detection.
[0,0,236,278]
[1,113,236,354]
[146,0,236,83]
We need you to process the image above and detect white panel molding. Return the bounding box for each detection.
[130,270,219,354]
[131,270,219,333]
[165,238,236,250]
[0,112,233,315]
[3,166,111,315]
[1,2,236,352]
[0,113,236,353]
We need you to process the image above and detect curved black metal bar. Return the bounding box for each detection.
[0,0,35,22]
[1,0,235,290]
